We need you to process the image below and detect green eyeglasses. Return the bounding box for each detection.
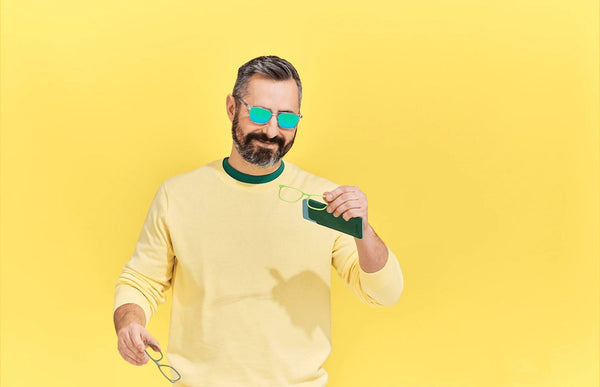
[143,341,182,383]
[278,184,328,210]
[235,95,302,129]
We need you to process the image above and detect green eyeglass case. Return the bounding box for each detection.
[302,198,363,238]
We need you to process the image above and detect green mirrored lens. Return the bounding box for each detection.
[249,107,272,124]
[278,113,300,129]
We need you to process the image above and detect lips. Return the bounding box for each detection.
[255,139,277,146]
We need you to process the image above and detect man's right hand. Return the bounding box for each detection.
[117,322,161,366]
[114,303,161,366]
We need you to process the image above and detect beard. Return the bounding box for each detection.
[231,111,296,168]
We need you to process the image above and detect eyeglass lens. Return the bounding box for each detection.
[306,199,327,211]
[144,342,181,382]
[249,107,299,129]
[279,186,304,202]
[159,364,181,382]
[279,186,327,210]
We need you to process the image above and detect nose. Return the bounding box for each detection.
[261,114,280,139]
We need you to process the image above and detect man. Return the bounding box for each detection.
[113,55,403,386]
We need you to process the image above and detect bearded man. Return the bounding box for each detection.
[113,55,404,387]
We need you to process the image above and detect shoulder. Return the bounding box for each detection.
[160,159,222,192]
[283,160,340,193]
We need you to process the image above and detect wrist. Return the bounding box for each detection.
[114,303,146,333]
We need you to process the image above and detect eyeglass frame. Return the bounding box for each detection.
[278,184,328,211]
[234,95,303,129]
[143,341,182,383]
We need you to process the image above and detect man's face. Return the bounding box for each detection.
[229,74,300,168]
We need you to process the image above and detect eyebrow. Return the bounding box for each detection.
[257,105,296,114]
[241,97,298,114]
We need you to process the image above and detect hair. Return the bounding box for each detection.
[232,55,302,109]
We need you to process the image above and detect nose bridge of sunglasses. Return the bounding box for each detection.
[249,106,299,128]
[258,116,279,136]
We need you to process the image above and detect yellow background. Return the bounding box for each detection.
[1,0,598,386]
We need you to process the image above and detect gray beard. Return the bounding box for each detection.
[231,112,296,168]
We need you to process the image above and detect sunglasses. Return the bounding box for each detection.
[234,95,302,129]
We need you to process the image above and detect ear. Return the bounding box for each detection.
[226,94,236,122]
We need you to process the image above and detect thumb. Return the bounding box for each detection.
[141,333,161,352]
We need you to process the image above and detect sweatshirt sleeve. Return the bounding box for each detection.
[331,231,403,307]
[113,182,176,326]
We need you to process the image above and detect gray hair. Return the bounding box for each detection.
[232,55,302,109]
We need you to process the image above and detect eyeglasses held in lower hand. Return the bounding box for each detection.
[234,95,302,129]
[143,341,182,383]
[278,184,327,210]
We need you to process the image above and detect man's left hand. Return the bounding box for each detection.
[323,185,368,225]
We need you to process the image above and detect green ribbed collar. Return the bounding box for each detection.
[222,157,285,184]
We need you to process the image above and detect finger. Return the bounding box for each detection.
[324,186,355,202]
[327,196,358,212]
[123,347,143,364]
[120,347,145,366]
[326,191,357,208]
[142,341,159,352]
[342,209,364,221]
[130,329,147,354]
[327,194,361,214]
[324,186,352,202]
[118,336,145,366]
[127,329,149,363]
[332,200,363,218]
[141,330,162,352]
[120,331,143,362]
[330,199,362,217]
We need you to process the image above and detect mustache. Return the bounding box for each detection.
[245,132,285,148]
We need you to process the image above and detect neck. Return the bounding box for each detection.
[228,146,281,175]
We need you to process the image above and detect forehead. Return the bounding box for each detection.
[243,74,300,111]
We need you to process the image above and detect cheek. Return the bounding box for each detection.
[284,130,297,142]
[237,119,261,136]
[238,114,259,129]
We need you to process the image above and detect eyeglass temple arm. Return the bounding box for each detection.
[234,95,302,118]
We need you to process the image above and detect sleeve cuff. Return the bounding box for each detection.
[358,246,403,300]
[113,285,153,328]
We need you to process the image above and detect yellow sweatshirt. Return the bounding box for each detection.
[113,158,403,387]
